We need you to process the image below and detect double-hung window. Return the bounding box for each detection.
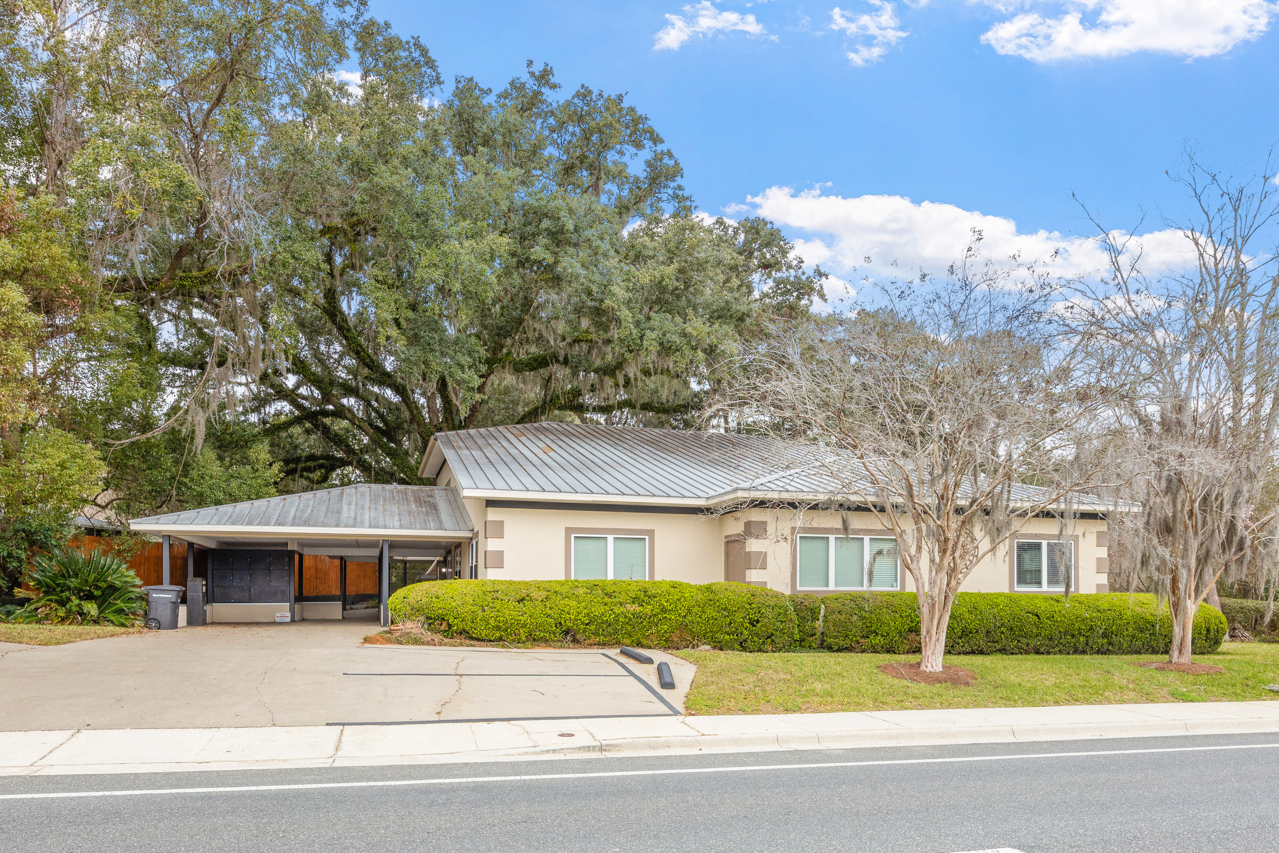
[571,535,648,580]
[1014,539,1073,591]
[796,535,899,591]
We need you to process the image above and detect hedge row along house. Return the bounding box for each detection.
[129,423,1125,626]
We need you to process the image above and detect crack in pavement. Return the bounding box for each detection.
[328,726,346,767]
[254,652,286,727]
[434,657,464,721]
[0,644,36,663]
[27,731,79,767]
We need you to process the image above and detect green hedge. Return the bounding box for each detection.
[389,581,1226,655]
[1218,597,1278,638]
[806,592,1226,655]
[388,579,796,652]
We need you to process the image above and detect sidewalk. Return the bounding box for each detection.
[4,700,1279,776]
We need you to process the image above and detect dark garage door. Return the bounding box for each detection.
[209,550,294,604]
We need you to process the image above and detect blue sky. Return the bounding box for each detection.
[369,1,1279,291]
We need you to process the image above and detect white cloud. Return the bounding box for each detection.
[654,1,771,51]
[979,0,1277,62]
[739,185,1195,282]
[829,2,909,65]
[332,69,363,98]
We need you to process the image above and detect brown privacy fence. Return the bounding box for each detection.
[69,535,200,588]
[298,555,378,599]
[71,537,381,600]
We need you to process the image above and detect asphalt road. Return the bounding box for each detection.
[2,733,1277,852]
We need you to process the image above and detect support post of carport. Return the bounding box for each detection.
[161,534,170,586]
[379,539,390,627]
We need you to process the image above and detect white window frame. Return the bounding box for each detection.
[795,534,899,591]
[1014,539,1074,591]
[571,534,649,580]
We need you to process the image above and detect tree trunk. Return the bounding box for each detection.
[1168,594,1195,664]
[918,594,952,673]
[919,632,946,672]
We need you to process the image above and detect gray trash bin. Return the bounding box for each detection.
[144,585,183,630]
[186,578,206,627]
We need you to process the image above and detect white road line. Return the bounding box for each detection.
[950,849,1025,853]
[2,740,1278,801]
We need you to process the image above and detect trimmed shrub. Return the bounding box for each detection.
[685,583,797,652]
[389,581,1226,656]
[12,548,145,626]
[1218,597,1279,638]
[388,579,795,651]
[812,592,1226,656]
[820,592,921,653]
[790,594,822,649]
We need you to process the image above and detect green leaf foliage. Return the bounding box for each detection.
[806,592,1226,656]
[388,579,797,652]
[393,582,1226,656]
[1218,597,1279,639]
[12,548,146,626]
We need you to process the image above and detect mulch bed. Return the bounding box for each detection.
[878,661,977,685]
[1132,661,1225,675]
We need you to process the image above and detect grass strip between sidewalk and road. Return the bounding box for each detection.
[0,623,142,646]
[677,642,1279,715]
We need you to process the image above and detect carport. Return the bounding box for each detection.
[130,484,476,626]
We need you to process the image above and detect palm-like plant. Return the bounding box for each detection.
[12,549,146,626]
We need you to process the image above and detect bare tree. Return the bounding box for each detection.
[1070,155,1279,664]
[709,272,1118,672]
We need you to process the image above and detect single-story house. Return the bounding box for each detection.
[130,422,1121,626]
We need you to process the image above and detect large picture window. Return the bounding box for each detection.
[796,535,899,591]
[571,535,649,580]
[1015,540,1073,591]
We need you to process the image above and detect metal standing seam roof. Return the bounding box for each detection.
[130,484,474,533]
[429,422,802,500]
[426,422,1132,512]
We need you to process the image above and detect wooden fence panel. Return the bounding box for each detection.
[301,555,342,597]
[73,536,188,588]
[345,560,379,595]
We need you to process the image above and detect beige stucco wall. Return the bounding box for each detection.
[469,497,1110,595]
[206,603,291,623]
[716,506,1110,594]
[437,459,1113,594]
[480,504,726,583]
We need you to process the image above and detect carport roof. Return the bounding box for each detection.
[129,484,473,540]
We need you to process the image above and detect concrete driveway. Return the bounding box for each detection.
[0,622,693,730]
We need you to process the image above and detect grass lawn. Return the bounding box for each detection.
[676,642,1279,715]
[0,623,142,646]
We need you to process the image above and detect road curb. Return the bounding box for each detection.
[5,702,1279,776]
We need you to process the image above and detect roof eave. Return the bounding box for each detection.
[419,435,444,480]
[460,488,713,507]
[127,523,475,541]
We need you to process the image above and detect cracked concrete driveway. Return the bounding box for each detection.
[0,621,694,731]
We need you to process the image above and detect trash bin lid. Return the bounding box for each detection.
[145,585,185,599]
